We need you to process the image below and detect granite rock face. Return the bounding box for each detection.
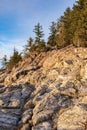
[0,46,87,130]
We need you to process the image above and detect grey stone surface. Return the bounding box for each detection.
[0,47,87,130]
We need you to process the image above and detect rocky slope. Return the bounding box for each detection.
[0,45,87,130]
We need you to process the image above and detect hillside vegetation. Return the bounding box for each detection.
[1,0,87,70]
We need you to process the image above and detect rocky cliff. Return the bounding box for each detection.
[0,45,87,130]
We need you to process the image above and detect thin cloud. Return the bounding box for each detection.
[0,37,27,59]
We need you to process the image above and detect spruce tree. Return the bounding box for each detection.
[47,22,57,47]
[57,7,72,48]
[33,23,44,45]
[73,0,87,47]
[33,23,46,52]
[24,37,33,53]
[1,55,8,68]
[56,0,87,47]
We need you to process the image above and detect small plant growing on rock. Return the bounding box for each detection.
[76,73,82,81]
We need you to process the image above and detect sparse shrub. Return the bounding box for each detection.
[7,48,22,70]
[1,55,8,68]
[76,73,82,81]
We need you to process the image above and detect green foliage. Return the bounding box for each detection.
[35,41,46,53]
[33,23,46,52]
[56,7,73,47]
[7,48,22,70]
[72,0,87,47]
[29,44,37,52]
[23,0,87,58]
[2,0,87,70]
[24,37,33,53]
[33,23,44,45]
[57,0,87,47]
[1,55,8,68]
[47,22,57,47]
[56,18,66,48]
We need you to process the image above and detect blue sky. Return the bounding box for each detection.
[0,0,76,61]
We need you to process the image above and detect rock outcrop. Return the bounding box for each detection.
[0,45,87,130]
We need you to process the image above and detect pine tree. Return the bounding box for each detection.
[47,22,57,47]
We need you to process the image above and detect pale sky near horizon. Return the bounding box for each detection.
[0,0,76,61]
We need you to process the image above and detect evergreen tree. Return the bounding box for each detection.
[57,7,72,47]
[56,0,87,47]
[33,23,46,52]
[33,23,44,45]
[7,48,22,69]
[73,0,87,47]
[24,37,33,53]
[23,0,87,52]
[1,55,8,68]
[47,22,57,47]
[56,16,66,48]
